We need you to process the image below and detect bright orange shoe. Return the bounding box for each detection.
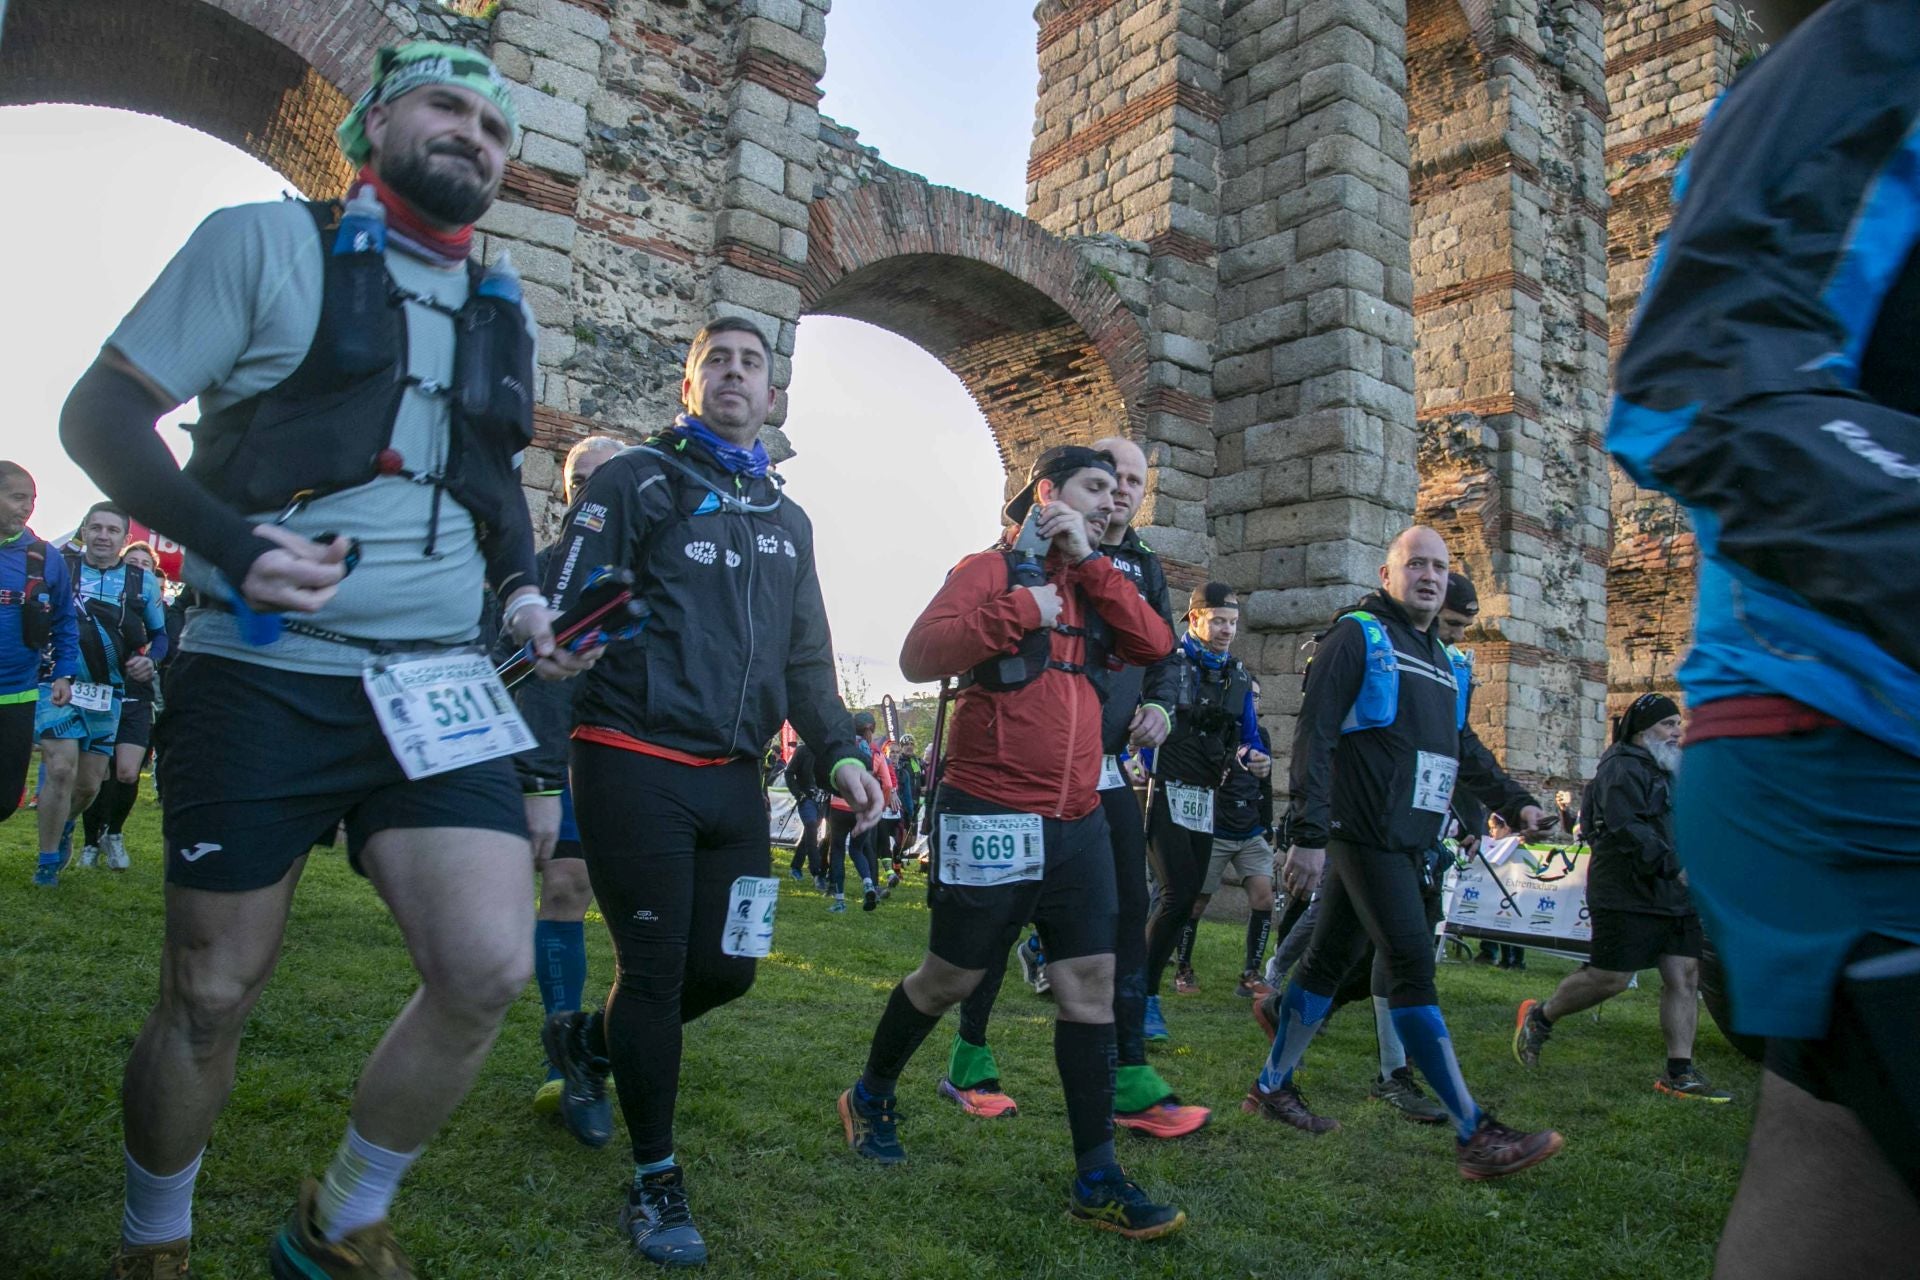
[1172,965,1199,995]
[1114,1099,1211,1139]
[938,1078,1019,1117]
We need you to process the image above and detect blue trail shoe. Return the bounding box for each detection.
[839,1084,907,1164]
[1143,994,1170,1044]
[1068,1166,1186,1240]
[541,1011,614,1149]
[620,1165,708,1268]
[33,852,61,887]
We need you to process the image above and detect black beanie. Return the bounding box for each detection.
[1188,581,1239,613]
[1615,693,1680,744]
[1444,572,1479,615]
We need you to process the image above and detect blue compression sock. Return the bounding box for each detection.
[534,920,587,1081]
[1257,982,1334,1091]
[1389,1003,1481,1140]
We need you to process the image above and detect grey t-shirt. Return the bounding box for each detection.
[109,199,535,675]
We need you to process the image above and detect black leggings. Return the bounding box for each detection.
[0,701,34,825]
[1296,840,1438,1007]
[790,796,823,877]
[571,742,767,1164]
[955,784,1154,1065]
[827,808,874,894]
[1143,785,1213,997]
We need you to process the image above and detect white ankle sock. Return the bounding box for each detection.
[314,1121,421,1243]
[123,1145,202,1246]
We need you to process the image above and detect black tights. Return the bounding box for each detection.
[1296,841,1438,1007]
[571,743,766,1165]
[0,702,33,825]
[827,809,874,894]
[1143,786,1213,997]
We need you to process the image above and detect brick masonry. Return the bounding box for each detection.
[8,0,1745,790]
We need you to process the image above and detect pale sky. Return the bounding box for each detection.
[0,0,1041,699]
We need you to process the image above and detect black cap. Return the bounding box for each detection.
[1614,692,1680,744]
[852,710,876,732]
[1188,581,1239,613]
[1444,572,1479,615]
[1004,445,1117,523]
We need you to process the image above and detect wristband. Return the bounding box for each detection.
[502,591,545,629]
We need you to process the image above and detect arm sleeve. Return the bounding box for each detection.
[781,515,860,778]
[1459,724,1539,823]
[1070,555,1175,664]
[46,553,80,682]
[1288,619,1368,848]
[1238,687,1262,751]
[141,580,170,663]
[1138,558,1182,713]
[899,553,1041,682]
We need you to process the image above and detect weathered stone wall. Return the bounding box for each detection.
[1405,0,1610,794]
[1602,0,1748,716]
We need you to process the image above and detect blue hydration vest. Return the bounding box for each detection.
[1337,610,1472,734]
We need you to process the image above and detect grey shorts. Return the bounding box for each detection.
[1203,832,1274,894]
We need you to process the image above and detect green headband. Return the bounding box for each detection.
[336,42,520,165]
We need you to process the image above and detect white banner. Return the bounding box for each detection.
[769,771,805,847]
[1443,846,1591,948]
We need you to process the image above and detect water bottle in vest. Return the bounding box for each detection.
[331,187,390,375]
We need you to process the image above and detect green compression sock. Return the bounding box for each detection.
[946,1033,1003,1090]
[1113,1063,1175,1114]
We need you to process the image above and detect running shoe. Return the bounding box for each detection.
[1253,989,1281,1042]
[789,864,806,882]
[1473,949,1497,966]
[105,1237,191,1279]
[1512,998,1551,1068]
[1067,1167,1186,1240]
[540,1011,613,1148]
[1173,965,1199,995]
[828,896,847,913]
[1369,1067,1449,1124]
[620,1165,708,1268]
[1242,1080,1340,1133]
[1456,1113,1564,1180]
[1142,995,1170,1044]
[58,823,73,868]
[1235,970,1272,1000]
[81,843,100,869]
[813,875,828,894]
[862,880,878,912]
[1114,1099,1210,1139]
[886,867,902,890]
[1017,935,1047,992]
[33,853,61,887]
[268,1177,415,1278]
[1655,1068,1733,1103]
[838,1085,906,1164]
[106,833,130,871]
[938,1078,1019,1118]
[532,1078,562,1116]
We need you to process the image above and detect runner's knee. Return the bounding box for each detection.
[426,936,533,1018]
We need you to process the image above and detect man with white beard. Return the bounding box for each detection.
[1513,694,1730,1101]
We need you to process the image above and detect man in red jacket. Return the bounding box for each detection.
[836,445,1187,1239]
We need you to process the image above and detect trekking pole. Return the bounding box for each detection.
[919,678,953,838]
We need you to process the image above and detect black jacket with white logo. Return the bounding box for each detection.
[1091,527,1181,755]
[1290,592,1535,853]
[542,431,858,768]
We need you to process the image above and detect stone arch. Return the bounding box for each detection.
[0,0,416,198]
[798,181,1152,479]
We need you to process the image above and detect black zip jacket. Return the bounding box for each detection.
[541,431,858,769]
[1290,592,1535,853]
[1157,647,1252,788]
[1216,726,1273,839]
[1580,742,1689,916]
[1092,527,1181,754]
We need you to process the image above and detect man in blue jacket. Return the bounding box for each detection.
[0,462,78,846]
[1607,2,1920,1271]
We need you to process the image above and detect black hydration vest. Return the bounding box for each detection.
[959,548,1112,693]
[14,538,53,653]
[182,200,535,553]
[1177,653,1252,734]
[62,549,149,679]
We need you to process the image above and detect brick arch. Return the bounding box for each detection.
[0,0,407,198]
[799,181,1151,476]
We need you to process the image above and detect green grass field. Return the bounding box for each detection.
[2,786,1755,1278]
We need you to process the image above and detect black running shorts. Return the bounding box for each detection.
[116,696,153,752]
[927,785,1117,969]
[156,652,527,892]
[1586,907,1702,973]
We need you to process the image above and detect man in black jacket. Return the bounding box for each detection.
[1515,694,1730,1101]
[539,316,883,1268]
[1247,527,1562,1179]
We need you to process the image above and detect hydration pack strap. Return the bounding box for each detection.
[629,443,784,515]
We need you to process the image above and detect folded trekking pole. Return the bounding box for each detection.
[495,566,645,689]
[920,677,954,838]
